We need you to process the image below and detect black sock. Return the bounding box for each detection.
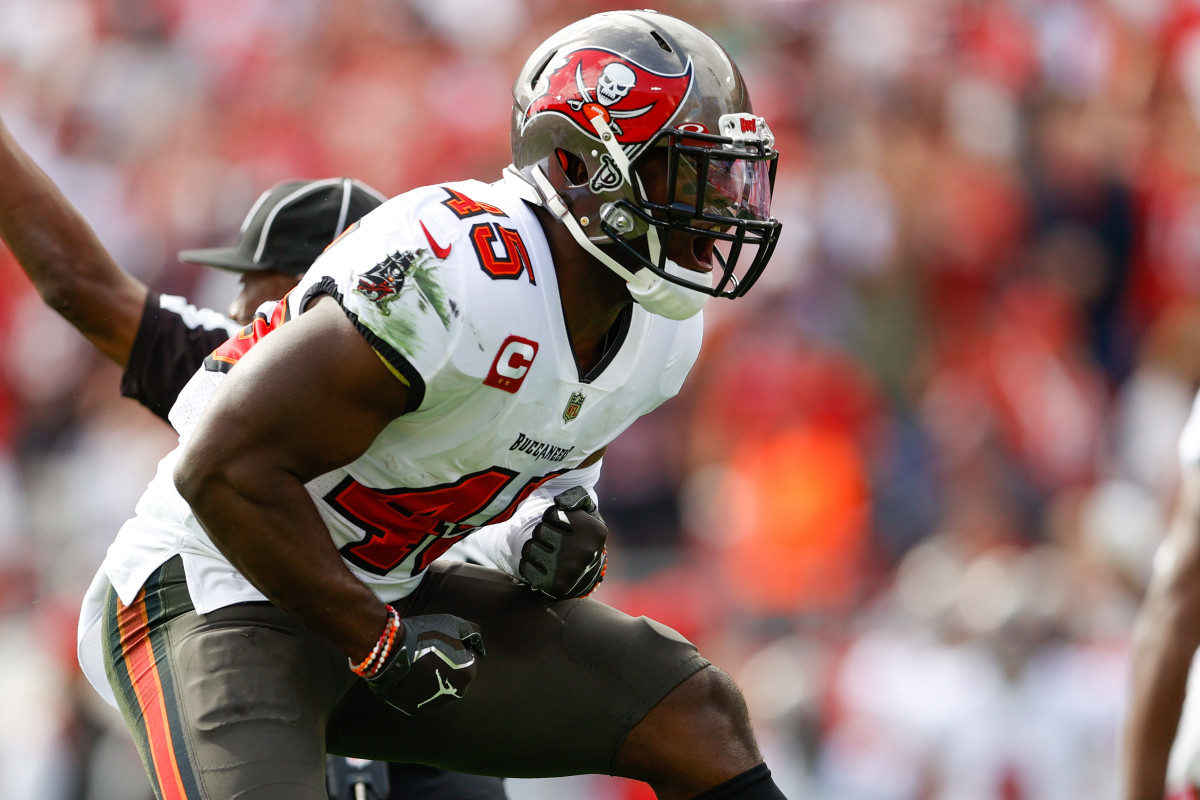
[689,764,787,800]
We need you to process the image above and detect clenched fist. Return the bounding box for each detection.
[519,486,608,600]
[366,613,486,715]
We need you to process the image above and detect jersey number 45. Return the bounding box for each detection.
[324,468,566,575]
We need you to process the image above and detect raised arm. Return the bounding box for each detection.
[1123,466,1200,800]
[0,116,147,366]
[173,295,409,657]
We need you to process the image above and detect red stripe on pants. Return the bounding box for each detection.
[117,592,192,800]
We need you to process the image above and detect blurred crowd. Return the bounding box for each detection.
[4,0,1200,798]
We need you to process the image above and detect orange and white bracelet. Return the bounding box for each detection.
[348,605,401,679]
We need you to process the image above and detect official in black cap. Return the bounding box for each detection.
[180,177,387,276]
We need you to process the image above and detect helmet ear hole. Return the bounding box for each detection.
[555,148,589,187]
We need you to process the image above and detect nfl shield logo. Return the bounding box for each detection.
[563,391,586,423]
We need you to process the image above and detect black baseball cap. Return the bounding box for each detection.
[178,177,387,276]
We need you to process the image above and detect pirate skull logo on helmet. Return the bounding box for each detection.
[596,63,636,106]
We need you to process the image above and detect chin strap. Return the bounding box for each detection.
[508,164,710,320]
[582,108,664,266]
[517,164,648,288]
[583,106,635,181]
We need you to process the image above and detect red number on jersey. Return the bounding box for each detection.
[470,223,535,284]
[490,469,568,524]
[327,468,518,575]
[441,188,505,219]
[326,467,572,576]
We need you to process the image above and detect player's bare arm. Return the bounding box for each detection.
[174,295,406,658]
[0,116,147,366]
[1123,469,1200,800]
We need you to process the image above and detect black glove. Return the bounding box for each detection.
[366,614,485,716]
[519,486,608,600]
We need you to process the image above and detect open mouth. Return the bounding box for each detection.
[690,236,715,271]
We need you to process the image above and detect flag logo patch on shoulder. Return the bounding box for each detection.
[355,250,416,313]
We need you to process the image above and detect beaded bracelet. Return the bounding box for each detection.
[369,613,400,679]
[349,605,400,678]
[350,605,400,678]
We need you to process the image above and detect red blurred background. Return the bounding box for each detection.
[3,0,1200,797]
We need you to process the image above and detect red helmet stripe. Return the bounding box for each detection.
[524,48,693,145]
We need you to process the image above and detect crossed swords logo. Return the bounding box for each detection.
[565,61,653,138]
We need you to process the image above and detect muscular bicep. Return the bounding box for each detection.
[178,295,410,487]
[171,295,406,658]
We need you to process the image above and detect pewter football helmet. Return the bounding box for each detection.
[509,10,781,300]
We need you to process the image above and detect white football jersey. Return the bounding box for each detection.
[91,173,703,616]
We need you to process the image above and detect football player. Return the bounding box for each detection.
[0,120,506,800]
[1120,4,1200,797]
[75,10,788,799]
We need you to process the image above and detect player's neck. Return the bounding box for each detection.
[560,267,630,376]
[533,206,632,375]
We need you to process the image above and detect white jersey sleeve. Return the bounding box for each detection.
[292,185,465,410]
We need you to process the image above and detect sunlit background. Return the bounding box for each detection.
[3,0,1200,797]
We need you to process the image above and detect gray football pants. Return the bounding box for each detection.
[101,557,708,799]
